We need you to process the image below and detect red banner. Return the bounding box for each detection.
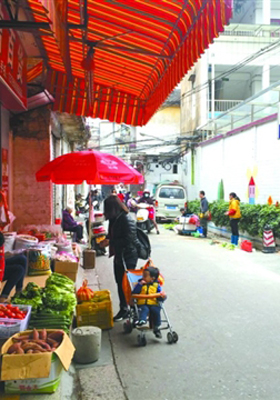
[0,3,27,111]
[2,149,8,201]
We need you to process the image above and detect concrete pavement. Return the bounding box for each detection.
[96,228,280,400]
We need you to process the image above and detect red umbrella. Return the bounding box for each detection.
[36,150,144,185]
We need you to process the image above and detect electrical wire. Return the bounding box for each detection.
[208,58,280,97]
[87,130,201,150]
[182,37,280,99]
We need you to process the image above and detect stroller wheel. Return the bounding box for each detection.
[137,334,147,347]
[123,320,133,334]
[167,332,174,344]
[172,331,179,343]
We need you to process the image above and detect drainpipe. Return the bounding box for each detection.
[211,57,215,121]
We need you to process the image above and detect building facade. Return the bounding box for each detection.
[181,0,280,137]
[180,0,280,204]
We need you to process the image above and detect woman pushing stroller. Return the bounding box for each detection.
[132,266,166,338]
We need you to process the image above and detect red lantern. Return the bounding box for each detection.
[81,47,95,71]
[81,56,95,71]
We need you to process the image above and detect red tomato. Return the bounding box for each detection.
[15,314,23,320]
[0,311,5,318]
[6,304,12,309]
[10,313,16,318]
[13,307,20,313]
[6,311,13,318]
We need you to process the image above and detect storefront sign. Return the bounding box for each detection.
[2,148,8,200]
[0,3,27,111]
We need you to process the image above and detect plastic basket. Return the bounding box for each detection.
[0,304,32,339]
[76,290,113,330]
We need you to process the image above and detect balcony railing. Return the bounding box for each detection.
[208,99,243,113]
[221,24,280,39]
[199,80,280,140]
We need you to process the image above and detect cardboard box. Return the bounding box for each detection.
[1,329,75,394]
[82,249,96,269]
[5,355,62,394]
[54,260,79,282]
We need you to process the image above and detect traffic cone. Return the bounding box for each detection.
[262,226,276,253]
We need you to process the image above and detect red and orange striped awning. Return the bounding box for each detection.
[27,0,232,126]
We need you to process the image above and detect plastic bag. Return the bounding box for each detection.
[54,251,78,262]
[241,240,252,253]
[3,232,17,252]
[0,191,10,230]
[14,235,39,250]
[27,248,51,276]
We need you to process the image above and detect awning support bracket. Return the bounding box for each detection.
[0,20,50,30]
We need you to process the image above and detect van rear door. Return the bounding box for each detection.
[157,186,186,216]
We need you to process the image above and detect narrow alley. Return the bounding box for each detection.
[95,229,280,400]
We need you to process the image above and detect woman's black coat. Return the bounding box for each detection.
[108,212,141,264]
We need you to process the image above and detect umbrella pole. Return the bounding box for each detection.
[88,184,92,249]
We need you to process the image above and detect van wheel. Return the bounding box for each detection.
[156,217,161,223]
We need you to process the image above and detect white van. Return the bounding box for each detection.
[155,183,187,220]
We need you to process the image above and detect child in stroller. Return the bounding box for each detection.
[122,260,178,346]
[132,267,166,338]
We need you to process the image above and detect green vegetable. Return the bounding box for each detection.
[163,223,178,230]
[11,296,43,310]
[46,273,75,292]
[42,284,76,316]
[11,282,43,310]
[21,282,42,299]
[13,272,77,331]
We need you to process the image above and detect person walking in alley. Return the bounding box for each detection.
[225,192,241,246]
[101,195,142,321]
[62,207,85,244]
[199,191,209,238]
[138,190,160,234]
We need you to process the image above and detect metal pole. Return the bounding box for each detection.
[112,122,116,155]
[211,60,215,121]
[88,185,92,249]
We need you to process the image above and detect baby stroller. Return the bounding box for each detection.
[122,259,179,346]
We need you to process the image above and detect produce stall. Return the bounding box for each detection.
[12,274,77,334]
[0,273,77,393]
[3,228,81,279]
[0,240,113,394]
[1,329,75,394]
[0,187,113,395]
